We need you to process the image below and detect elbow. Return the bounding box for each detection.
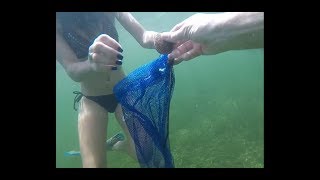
[70,75,82,82]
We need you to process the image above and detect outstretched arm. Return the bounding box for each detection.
[115,12,157,49]
[160,12,264,65]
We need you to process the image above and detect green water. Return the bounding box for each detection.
[56,12,264,168]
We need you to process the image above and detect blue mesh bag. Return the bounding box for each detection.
[113,54,175,168]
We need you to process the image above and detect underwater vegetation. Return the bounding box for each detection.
[105,96,263,168]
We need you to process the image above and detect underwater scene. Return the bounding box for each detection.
[56,12,264,168]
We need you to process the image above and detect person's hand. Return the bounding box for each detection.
[161,12,264,65]
[160,13,227,65]
[88,34,124,72]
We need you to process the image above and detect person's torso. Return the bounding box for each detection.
[57,12,124,96]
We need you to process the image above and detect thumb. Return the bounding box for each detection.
[160,29,187,43]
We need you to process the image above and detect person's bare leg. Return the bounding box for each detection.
[112,104,138,161]
[78,97,108,168]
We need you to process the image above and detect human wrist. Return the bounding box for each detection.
[142,31,158,49]
[85,58,94,73]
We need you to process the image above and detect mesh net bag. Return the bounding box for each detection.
[113,54,175,168]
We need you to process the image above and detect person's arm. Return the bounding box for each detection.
[160,12,264,64]
[214,12,264,50]
[56,30,92,82]
[115,12,157,49]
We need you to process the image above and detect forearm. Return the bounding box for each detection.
[56,31,93,82]
[66,60,92,82]
[214,12,264,51]
[116,12,156,49]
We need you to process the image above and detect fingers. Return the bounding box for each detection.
[160,28,187,43]
[170,21,184,32]
[168,41,202,65]
[89,42,123,64]
[175,48,201,62]
[171,57,184,65]
[94,34,123,53]
[88,34,124,68]
[168,40,194,60]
